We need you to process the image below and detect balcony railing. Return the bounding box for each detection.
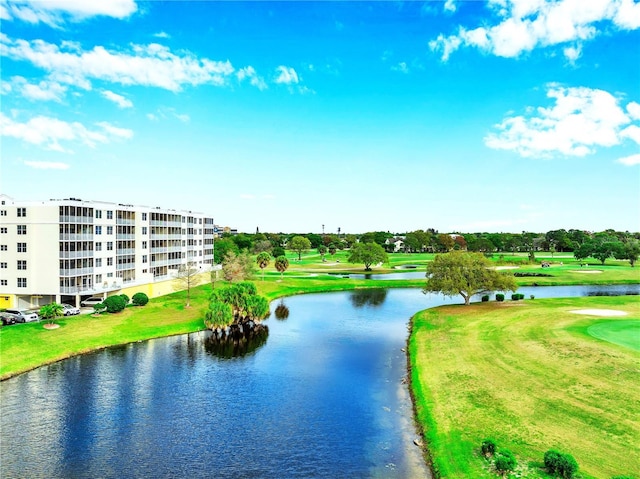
[116,234,135,240]
[59,251,93,259]
[59,215,94,224]
[116,218,135,225]
[116,264,136,271]
[116,248,135,255]
[59,267,94,276]
[59,234,93,241]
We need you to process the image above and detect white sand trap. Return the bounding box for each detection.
[571,270,603,274]
[569,309,628,316]
[493,266,519,270]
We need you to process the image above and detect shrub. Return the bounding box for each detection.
[481,438,496,457]
[530,294,535,300]
[103,295,127,313]
[93,303,104,314]
[496,293,505,302]
[494,449,517,475]
[481,295,490,302]
[544,449,578,479]
[132,292,149,306]
[120,294,129,304]
[511,293,525,301]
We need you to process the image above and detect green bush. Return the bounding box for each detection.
[120,294,129,304]
[481,295,490,302]
[103,295,127,313]
[494,449,517,475]
[481,438,496,457]
[544,449,578,478]
[132,292,149,306]
[511,293,525,301]
[495,294,505,302]
[530,294,535,300]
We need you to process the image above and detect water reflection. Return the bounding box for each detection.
[349,288,388,307]
[203,326,269,359]
[274,301,290,320]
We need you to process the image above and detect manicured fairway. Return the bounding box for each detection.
[409,295,640,479]
[587,320,640,351]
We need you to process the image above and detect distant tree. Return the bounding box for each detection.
[424,251,517,306]
[613,240,640,267]
[437,234,455,252]
[573,241,594,262]
[348,242,388,271]
[231,233,253,251]
[344,234,358,248]
[305,233,323,248]
[39,302,64,324]
[289,235,312,260]
[494,449,517,477]
[453,235,467,250]
[318,245,327,261]
[174,261,201,307]
[272,245,286,258]
[328,243,337,259]
[214,238,239,264]
[222,250,255,282]
[592,241,622,264]
[204,301,234,329]
[253,239,273,254]
[274,255,290,280]
[256,252,271,281]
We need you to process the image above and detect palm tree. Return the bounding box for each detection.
[256,252,271,281]
[274,255,289,280]
[39,302,64,324]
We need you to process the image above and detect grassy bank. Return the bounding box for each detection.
[409,295,640,479]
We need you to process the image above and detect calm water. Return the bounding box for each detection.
[1,284,637,478]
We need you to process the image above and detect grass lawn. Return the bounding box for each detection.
[409,295,640,479]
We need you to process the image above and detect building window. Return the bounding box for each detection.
[107,242,113,251]
[0,210,6,216]
[96,258,102,267]
[142,212,147,221]
[17,207,26,217]
[17,242,27,253]
[17,278,27,288]
[107,272,113,278]
[0,262,7,269]
[107,210,113,219]
[142,241,147,249]
[96,226,102,235]
[0,279,7,286]
[96,274,102,284]
[142,227,147,235]
[107,226,113,235]
[0,245,6,251]
[142,255,148,264]
[96,242,102,251]
[107,258,113,266]
[96,210,102,219]
[0,227,6,234]
[17,260,26,270]
[17,225,27,235]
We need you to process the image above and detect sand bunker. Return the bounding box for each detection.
[493,266,519,270]
[571,270,602,274]
[569,309,628,316]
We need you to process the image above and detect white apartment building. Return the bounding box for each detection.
[0,195,215,310]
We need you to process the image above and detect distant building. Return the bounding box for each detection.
[0,195,215,309]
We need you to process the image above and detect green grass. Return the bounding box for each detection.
[584,320,640,351]
[409,295,640,479]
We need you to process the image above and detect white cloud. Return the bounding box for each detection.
[24,160,70,170]
[175,113,190,123]
[274,66,299,85]
[153,31,170,39]
[237,66,267,90]
[145,107,190,123]
[627,101,640,120]
[101,90,133,108]
[240,194,255,200]
[563,43,582,64]
[3,76,66,101]
[0,112,133,152]
[431,0,640,60]
[2,0,137,26]
[391,62,409,74]
[1,35,236,92]
[616,154,640,166]
[444,0,457,13]
[485,85,640,158]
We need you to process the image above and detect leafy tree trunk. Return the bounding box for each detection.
[461,292,471,305]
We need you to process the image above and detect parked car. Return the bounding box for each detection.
[61,303,81,316]
[4,309,40,323]
[1,312,19,326]
[80,297,104,307]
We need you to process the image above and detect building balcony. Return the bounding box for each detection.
[116,218,135,225]
[116,234,135,240]
[59,267,94,276]
[116,248,135,255]
[59,250,94,259]
[116,264,135,271]
[59,234,94,241]
[59,215,94,224]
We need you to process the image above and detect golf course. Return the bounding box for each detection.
[1,251,638,478]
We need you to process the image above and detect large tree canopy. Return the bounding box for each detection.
[424,251,517,306]
[348,242,388,271]
[289,235,312,260]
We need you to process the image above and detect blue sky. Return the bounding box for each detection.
[1,0,639,234]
